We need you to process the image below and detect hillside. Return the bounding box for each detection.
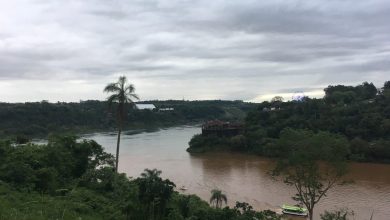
[0,100,255,138]
[188,81,390,163]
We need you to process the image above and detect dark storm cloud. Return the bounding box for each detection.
[0,0,389,102]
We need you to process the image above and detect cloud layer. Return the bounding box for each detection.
[0,0,389,102]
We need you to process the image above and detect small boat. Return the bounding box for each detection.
[282,204,308,217]
[179,186,187,191]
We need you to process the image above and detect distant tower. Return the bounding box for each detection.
[292,91,305,101]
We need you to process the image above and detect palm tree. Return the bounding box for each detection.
[141,168,162,180]
[104,76,139,172]
[209,189,227,208]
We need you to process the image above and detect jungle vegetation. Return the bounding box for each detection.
[188,81,390,163]
[0,99,254,139]
[271,129,350,220]
[0,136,279,220]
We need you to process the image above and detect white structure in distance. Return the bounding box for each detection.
[135,103,156,110]
[159,107,174,111]
[292,92,306,101]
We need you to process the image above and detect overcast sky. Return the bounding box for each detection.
[0,0,389,102]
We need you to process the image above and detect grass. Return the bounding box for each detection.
[0,183,114,220]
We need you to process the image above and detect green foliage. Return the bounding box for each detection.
[243,81,390,163]
[187,134,249,153]
[136,168,176,219]
[320,209,354,220]
[209,189,227,208]
[0,136,279,220]
[104,76,140,172]
[0,136,114,192]
[272,129,350,220]
[188,134,230,153]
[0,183,110,220]
[0,100,255,138]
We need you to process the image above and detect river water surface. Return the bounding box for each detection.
[84,126,390,220]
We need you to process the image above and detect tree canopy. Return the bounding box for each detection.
[0,136,280,220]
[0,100,255,138]
[271,129,350,220]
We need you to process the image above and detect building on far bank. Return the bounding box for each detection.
[135,103,156,110]
[201,120,243,137]
[159,107,174,111]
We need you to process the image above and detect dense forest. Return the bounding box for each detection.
[0,100,254,139]
[0,136,279,220]
[189,81,390,163]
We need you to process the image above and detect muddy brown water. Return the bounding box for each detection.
[84,126,390,220]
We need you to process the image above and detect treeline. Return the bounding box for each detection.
[189,81,390,163]
[0,100,254,138]
[0,136,279,220]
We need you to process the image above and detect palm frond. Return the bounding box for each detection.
[221,194,227,204]
[209,189,227,208]
[126,97,138,104]
[104,83,120,93]
[125,84,135,93]
[210,194,216,204]
[118,76,127,87]
[104,76,139,115]
[107,94,120,107]
[125,84,139,101]
[130,93,140,100]
[141,168,162,179]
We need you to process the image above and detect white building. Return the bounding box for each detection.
[135,104,156,110]
[159,107,174,111]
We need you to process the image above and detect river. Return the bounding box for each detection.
[84,126,390,220]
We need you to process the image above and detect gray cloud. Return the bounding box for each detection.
[0,0,389,102]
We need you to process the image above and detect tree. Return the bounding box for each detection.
[209,189,227,209]
[382,81,390,99]
[384,81,390,90]
[271,96,284,103]
[234,201,253,214]
[271,129,350,220]
[140,168,162,180]
[137,169,176,219]
[104,76,139,172]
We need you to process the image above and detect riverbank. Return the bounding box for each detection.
[0,133,281,220]
[187,131,390,164]
[0,100,255,139]
[15,121,203,143]
[11,126,390,220]
[83,126,390,220]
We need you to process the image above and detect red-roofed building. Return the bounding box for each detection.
[201,120,243,137]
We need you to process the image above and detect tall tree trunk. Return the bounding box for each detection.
[115,108,123,173]
[115,126,121,172]
[115,103,124,173]
[309,208,314,220]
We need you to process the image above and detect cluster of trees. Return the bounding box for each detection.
[0,136,279,220]
[187,81,389,219]
[245,81,390,162]
[270,128,350,220]
[0,100,254,139]
[189,81,390,163]
[188,120,354,220]
[188,134,248,153]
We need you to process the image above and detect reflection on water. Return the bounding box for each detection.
[84,126,390,220]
